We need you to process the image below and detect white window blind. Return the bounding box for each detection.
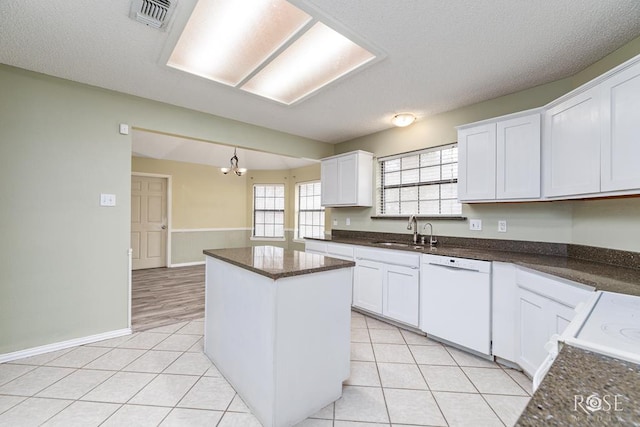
[253,184,285,238]
[296,181,325,239]
[379,143,462,216]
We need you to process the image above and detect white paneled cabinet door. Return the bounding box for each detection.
[458,123,497,201]
[337,155,357,204]
[496,114,541,199]
[600,61,640,192]
[543,86,601,197]
[516,287,550,376]
[382,264,419,327]
[352,260,384,314]
[320,158,338,206]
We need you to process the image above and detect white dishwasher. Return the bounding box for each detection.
[421,254,492,355]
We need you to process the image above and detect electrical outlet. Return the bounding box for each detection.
[498,220,507,233]
[100,193,116,207]
[332,219,338,226]
[469,219,482,231]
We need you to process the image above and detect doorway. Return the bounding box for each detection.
[131,174,170,270]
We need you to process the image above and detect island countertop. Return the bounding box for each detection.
[203,246,355,280]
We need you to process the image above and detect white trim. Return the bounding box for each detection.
[250,236,286,242]
[170,261,206,268]
[128,248,133,329]
[131,172,173,268]
[172,228,251,233]
[0,328,132,364]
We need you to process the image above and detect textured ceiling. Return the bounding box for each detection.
[1,0,640,144]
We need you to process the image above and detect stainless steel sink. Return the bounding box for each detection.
[373,242,424,250]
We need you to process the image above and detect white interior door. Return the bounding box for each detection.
[131,175,167,270]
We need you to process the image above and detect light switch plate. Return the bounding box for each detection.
[119,123,129,135]
[100,193,116,207]
[469,219,482,231]
[333,219,338,226]
[498,220,507,233]
[346,218,351,226]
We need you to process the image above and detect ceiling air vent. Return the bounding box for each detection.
[130,0,176,30]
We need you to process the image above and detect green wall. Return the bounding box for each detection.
[331,35,640,252]
[0,65,333,355]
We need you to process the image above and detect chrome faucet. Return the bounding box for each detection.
[407,215,418,244]
[421,222,438,247]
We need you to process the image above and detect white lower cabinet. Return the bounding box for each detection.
[514,268,594,376]
[383,264,420,326]
[353,247,420,327]
[353,259,384,314]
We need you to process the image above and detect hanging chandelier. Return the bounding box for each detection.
[221,148,247,176]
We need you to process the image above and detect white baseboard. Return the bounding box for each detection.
[170,261,206,268]
[0,328,132,364]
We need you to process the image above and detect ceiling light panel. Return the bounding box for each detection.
[241,22,376,104]
[167,0,312,86]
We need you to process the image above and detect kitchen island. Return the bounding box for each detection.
[202,246,354,427]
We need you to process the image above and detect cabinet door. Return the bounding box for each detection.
[543,87,601,197]
[600,61,640,192]
[458,123,497,201]
[352,260,383,314]
[337,154,357,204]
[496,114,541,199]
[516,287,550,376]
[321,158,338,206]
[383,264,419,327]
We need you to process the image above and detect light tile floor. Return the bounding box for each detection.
[0,312,532,426]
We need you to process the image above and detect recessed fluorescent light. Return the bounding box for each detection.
[167,0,312,86]
[241,22,376,104]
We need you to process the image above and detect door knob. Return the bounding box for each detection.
[161,225,167,230]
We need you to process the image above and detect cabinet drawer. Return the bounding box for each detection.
[327,243,354,260]
[355,247,420,268]
[305,240,327,254]
[516,267,594,307]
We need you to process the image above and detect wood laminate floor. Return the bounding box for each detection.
[131,265,205,331]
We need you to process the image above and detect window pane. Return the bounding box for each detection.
[275,211,284,224]
[275,197,284,210]
[402,155,419,169]
[441,199,462,215]
[255,211,265,223]
[255,224,265,236]
[401,169,419,185]
[442,147,458,163]
[384,188,399,202]
[384,158,401,172]
[265,224,275,237]
[419,200,440,215]
[420,166,441,182]
[255,186,265,197]
[384,171,400,186]
[313,195,321,209]
[265,198,275,209]
[265,186,275,197]
[400,201,418,215]
[314,182,321,195]
[255,198,265,209]
[275,186,284,197]
[441,183,457,199]
[300,184,307,197]
[420,151,440,167]
[419,184,439,200]
[400,186,418,201]
[442,163,457,180]
[385,202,400,214]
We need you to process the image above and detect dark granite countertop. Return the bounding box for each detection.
[307,234,640,296]
[203,246,355,280]
[517,345,640,426]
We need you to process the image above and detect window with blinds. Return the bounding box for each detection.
[253,184,285,238]
[295,181,325,239]
[379,143,462,216]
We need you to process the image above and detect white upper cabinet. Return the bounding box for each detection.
[496,114,541,199]
[543,86,602,198]
[600,60,640,192]
[458,123,497,201]
[457,111,541,202]
[321,151,373,207]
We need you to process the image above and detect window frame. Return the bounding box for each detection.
[377,143,463,218]
[251,183,286,241]
[294,180,325,241]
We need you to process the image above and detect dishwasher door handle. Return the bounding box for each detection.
[426,262,481,273]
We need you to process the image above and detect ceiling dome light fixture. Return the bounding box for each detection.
[221,148,247,176]
[392,113,416,127]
